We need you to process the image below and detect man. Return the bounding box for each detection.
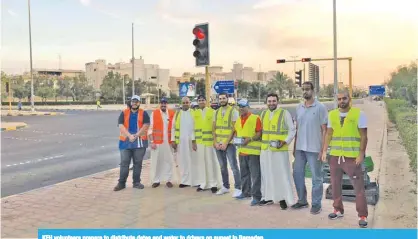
[227,99,262,206]
[193,95,222,193]
[292,81,328,214]
[321,91,368,228]
[213,93,242,197]
[148,97,175,188]
[259,93,296,209]
[114,95,150,191]
[171,97,198,188]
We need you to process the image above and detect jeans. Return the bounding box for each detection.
[239,154,262,200]
[293,150,323,207]
[215,144,241,190]
[118,148,146,185]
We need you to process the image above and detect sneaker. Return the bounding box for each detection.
[279,200,288,210]
[291,202,309,209]
[235,194,251,200]
[133,183,144,189]
[259,200,274,206]
[196,187,203,192]
[152,182,160,188]
[310,205,322,215]
[359,217,368,228]
[216,187,229,195]
[113,184,126,191]
[328,210,344,220]
[232,189,242,198]
[250,199,261,206]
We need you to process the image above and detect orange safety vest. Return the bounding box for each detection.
[119,108,147,141]
[152,109,175,144]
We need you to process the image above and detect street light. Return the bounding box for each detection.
[28,0,35,112]
[333,0,338,107]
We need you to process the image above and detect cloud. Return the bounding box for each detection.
[7,9,18,17]
[79,0,91,6]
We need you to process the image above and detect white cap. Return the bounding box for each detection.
[131,95,141,101]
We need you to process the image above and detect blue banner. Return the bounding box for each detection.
[39,229,417,239]
[179,82,196,97]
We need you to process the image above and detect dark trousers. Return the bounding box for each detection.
[118,148,146,185]
[329,156,368,217]
[215,144,241,190]
[239,154,262,200]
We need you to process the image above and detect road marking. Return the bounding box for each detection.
[3,136,42,142]
[5,155,64,168]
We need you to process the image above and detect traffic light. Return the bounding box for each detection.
[5,82,9,93]
[276,59,286,63]
[295,70,302,87]
[192,23,210,67]
[301,58,311,62]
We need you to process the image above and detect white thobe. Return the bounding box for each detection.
[260,108,297,205]
[148,110,175,184]
[195,108,222,189]
[171,109,198,186]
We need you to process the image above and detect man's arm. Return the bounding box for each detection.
[118,112,131,138]
[212,110,218,145]
[319,105,329,152]
[357,111,368,163]
[293,106,299,153]
[135,111,150,137]
[284,110,296,145]
[252,116,262,141]
[171,112,176,142]
[147,111,154,142]
[322,114,333,154]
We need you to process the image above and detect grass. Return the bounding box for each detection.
[384,98,417,173]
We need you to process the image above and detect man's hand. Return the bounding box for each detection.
[192,142,197,151]
[220,143,227,151]
[277,140,286,149]
[321,150,328,162]
[243,138,251,146]
[356,152,365,165]
[151,143,157,150]
[128,134,136,142]
[318,151,323,161]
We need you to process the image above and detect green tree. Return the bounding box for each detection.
[266,72,291,100]
[100,72,123,102]
[237,79,251,98]
[386,61,417,105]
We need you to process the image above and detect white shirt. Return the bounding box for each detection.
[148,109,170,142]
[266,108,296,145]
[327,111,367,129]
[171,109,195,141]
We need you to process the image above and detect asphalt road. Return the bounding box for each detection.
[1,101,360,197]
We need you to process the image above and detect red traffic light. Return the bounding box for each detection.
[276,59,286,63]
[193,27,205,40]
[301,58,311,62]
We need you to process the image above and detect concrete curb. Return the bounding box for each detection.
[1,123,28,131]
[2,112,64,116]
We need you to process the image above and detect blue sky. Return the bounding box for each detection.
[2,0,417,87]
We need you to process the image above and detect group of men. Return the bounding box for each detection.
[114,81,369,228]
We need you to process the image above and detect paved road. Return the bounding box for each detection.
[1,100,361,197]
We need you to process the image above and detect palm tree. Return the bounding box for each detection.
[267,72,291,100]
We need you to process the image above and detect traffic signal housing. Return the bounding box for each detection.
[193,23,210,67]
[276,59,286,63]
[295,70,302,87]
[301,58,311,62]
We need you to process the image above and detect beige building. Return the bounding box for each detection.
[85,57,170,94]
[23,68,84,79]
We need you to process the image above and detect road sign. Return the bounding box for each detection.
[212,80,234,94]
[369,85,385,96]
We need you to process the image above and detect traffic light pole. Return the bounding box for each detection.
[205,66,210,107]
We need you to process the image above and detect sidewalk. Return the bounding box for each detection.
[1,110,64,116]
[1,122,27,131]
[0,101,386,238]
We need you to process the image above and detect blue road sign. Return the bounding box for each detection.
[213,80,234,94]
[369,85,386,96]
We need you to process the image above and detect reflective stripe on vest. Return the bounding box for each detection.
[152,109,175,144]
[235,114,261,155]
[119,108,147,141]
[214,106,234,144]
[193,107,215,146]
[329,107,361,157]
[260,109,289,151]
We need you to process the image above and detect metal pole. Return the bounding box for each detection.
[333,0,338,107]
[131,23,135,96]
[122,75,126,105]
[321,66,325,87]
[258,64,261,104]
[28,0,35,112]
[205,66,210,107]
[349,58,353,99]
[303,63,306,83]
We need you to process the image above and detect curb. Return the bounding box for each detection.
[3,112,64,116]
[1,123,27,131]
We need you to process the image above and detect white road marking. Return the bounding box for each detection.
[3,136,42,142]
[5,155,64,168]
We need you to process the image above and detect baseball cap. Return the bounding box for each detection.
[160,97,168,103]
[237,98,249,107]
[131,95,140,101]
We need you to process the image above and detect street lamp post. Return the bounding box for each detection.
[131,23,135,96]
[28,0,35,112]
[333,0,338,107]
[122,75,126,105]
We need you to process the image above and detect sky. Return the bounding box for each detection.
[1,0,417,88]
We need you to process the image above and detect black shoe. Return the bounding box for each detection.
[166,182,173,188]
[359,217,368,228]
[291,202,309,209]
[211,187,218,193]
[113,184,126,191]
[196,187,203,192]
[328,210,344,220]
[133,183,145,189]
[310,205,322,214]
[152,182,160,188]
[279,200,288,210]
[259,200,274,206]
[179,184,190,188]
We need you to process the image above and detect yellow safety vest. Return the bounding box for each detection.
[329,107,361,158]
[193,107,215,146]
[214,106,234,144]
[234,114,262,155]
[174,110,183,144]
[260,108,289,152]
